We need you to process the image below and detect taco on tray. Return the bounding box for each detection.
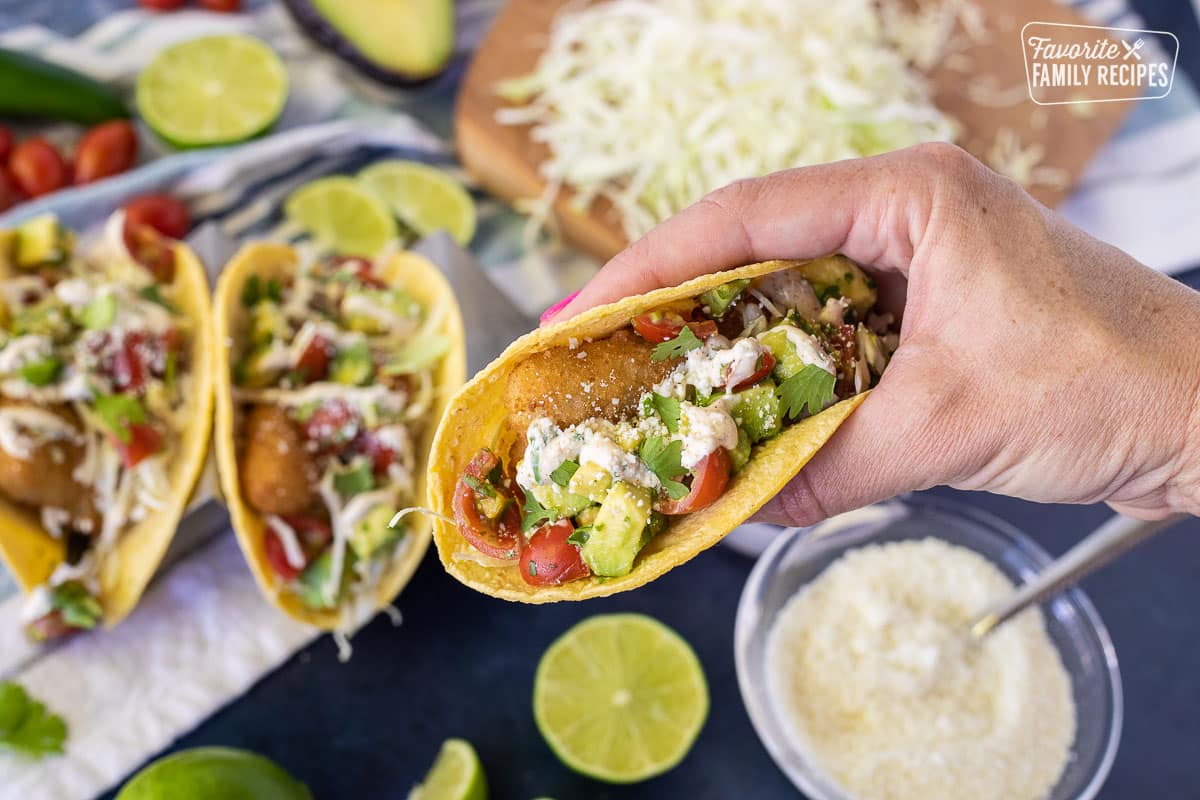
[429,257,898,601]
[0,211,214,639]
[214,244,465,630]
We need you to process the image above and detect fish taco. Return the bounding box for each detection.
[214,244,465,630]
[429,257,898,601]
[0,211,214,638]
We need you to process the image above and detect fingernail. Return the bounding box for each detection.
[540,291,580,324]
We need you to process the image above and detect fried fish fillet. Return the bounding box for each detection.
[504,329,674,430]
[0,403,96,527]
[240,404,318,516]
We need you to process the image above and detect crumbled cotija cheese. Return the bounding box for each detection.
[766,538,1075,800]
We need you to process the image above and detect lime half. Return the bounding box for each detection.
[358,160,476,246]
[284,176,399,257]
[137,35,288,149]
[116,747,311,800]
[408,739,488,800]
[533,614,709,783]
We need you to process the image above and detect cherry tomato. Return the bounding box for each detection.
[8,138,68,198]
[453,449,523,562]
[356,431,397,476]
[113,422,164,468]
[333,255,385,288]
[25,610,79,642]
[123,223,176,282]
[199,0,242,11]
[0,127,13,164]
[294,334,331,382]
[659,447,731,515]
[632,309,718,343]
[282,515,333,553]
[0,169,21,213]
[264,527,304,581]
[123,193,191,239]
[520,519,590,586]
[73,120,138,185]
[729,351,776,392]
[137,0,186,9]
[112,331,150,391]
[303,400,360,450]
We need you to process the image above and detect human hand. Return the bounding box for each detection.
[543,143,1200,523]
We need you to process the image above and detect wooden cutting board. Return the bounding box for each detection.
[456,0,1131,261]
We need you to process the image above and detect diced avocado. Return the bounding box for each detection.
[295,550,353,610]
[350,504,403,560]
[760,328,807,381]
[14,215,72,269]
[730,427,752,472]
[729,382,782,443]
[575,504,601,527]
[795,255,876,315]
[12,299,72,343]
[236,345,285,388]
[642,511,668,547]
[19,355,62,386]
[699,278,750,319]
[342,287,418,335]
[330,340,375,386]
[250,300,289,347]
[580,481,653,578]
[473,486,510,520]
[568,462,613,504]
[78,293,117,330]
[530,481,592,518]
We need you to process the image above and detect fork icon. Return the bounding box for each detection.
[1122,38,1145,60]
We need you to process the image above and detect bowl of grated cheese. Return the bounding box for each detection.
[735,495,1121,800]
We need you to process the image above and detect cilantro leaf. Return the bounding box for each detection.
[647,393,681,433]
[550,460,580,488]
[651,326,702,362]
[50,582,101,630]
[0,681,67,759]
[638,436,689,500]
[776,364,836,420]
[333,460,375,497]
[521,492,556,533]
[462,474,496,498]
[567,526,591,547]
[240,275,263,308]
[93,394,146,444]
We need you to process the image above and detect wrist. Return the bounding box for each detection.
[1170,368,1200,516]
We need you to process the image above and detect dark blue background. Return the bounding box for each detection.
[0,1,1197,798]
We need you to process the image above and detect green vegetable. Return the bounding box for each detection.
[776,364,836,420]
[330,340,375,386]
[381,333,449,375]
[80,294,117,330]
[14,215,72,268]
[567,526,591,547]
[0,47,127,124]
[137,285,180,314]
[240,275,283,308]
[0,680,67,759]
[50,581,102,630]
[295,551,351,610]
[12,301,72,343]
[728,382,782,443]
[644,393,681,433]
[549,460,579,487]
[699,279,750,318]
[521,492,556,533]
[342,287,420,335]
[567,462,613,504]
[332,460,375,497]
[349,504,402,560]
[651,326,703,362]
[580,482,653,577]
[795,255,877,315]
[19,356,61,387]
[638,436,689,500]
[529,481,592,519]
[94,393,146,443]
[249,301,288,347]
[729,427,752,472]
[461,474,495,498]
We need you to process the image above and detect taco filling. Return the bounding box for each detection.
[0,213,195,640]
[453,257,899,586]
[230,252,448,621]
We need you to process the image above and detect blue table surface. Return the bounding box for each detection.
[1,1,1198,798]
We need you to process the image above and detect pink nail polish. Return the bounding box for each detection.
[540,291,580,323]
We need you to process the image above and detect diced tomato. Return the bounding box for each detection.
[123,194,191,239]
[453,449,523,562]
[137,0,186,10]
[113,422,163,468]
[73,120,138,185]
[282,515,333,553]
[162,326,182,353]
[0,168,20,213]
[356,432,397,476]
[659,447,731,515]
[112,332,148,391]
[123,223,176,282]
[294,334,331,382]
[8,138,68,198]
[520,519,590,586]
[264,527,304,581]
[24,610,79,642]
[302,400,360,450]
[0,127,13,163]
[332,255,385,288]
[729,351,776,392]
[632,309,718,343]
[199,0,242,10]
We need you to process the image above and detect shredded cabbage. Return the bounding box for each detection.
[497,0,959,242]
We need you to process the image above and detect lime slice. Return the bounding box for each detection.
[533,614,709,784]
[358,160,476,246]
[137,35,288,149]
[408,739,488,800]
[284,176,399,257]
[116,747,311,800]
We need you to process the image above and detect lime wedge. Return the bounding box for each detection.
[533,614,709,784]
[284,177,399,257]
[358,160,476,246]
[408,739,488,800]
[137,35,288,149]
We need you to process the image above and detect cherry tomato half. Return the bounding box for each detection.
[123,223,176,282]
[729,351,776,392]
[8,138,68,198]
[658,447,731,515]
[123,193,191,239]
[282,514,333,553]
[632,310,718,343]
[453,449,523,562]
[73,120,138,185]
[294,334,331,383]
[264,527,304,581]
[0,169,21,213]
[199,0,243,11]
[520,519,590,586]
[114,422,164,468]
[0,126,14,163]
[137,0,186,10]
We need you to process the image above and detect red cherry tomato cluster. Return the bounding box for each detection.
[0,121,139,212]
[136,0,242,11]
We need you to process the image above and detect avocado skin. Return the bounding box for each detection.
[281,0,455,88]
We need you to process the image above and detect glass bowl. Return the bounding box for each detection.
[734,494,1122,800]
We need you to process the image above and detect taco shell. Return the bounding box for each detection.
[428,259,867,602]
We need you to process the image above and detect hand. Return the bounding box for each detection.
[544,143,1200,523]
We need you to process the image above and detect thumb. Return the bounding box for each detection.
[754,348,978,527]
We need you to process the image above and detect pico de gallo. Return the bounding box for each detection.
[454,257,899,586]
[0,203,195,640]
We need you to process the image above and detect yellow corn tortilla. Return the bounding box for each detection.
[428,259,868,602]
[0,241,216,628]
[213,244,466,629]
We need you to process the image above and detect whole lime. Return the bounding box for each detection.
[116,746,311,800]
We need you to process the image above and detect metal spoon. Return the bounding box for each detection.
[969,512,1186,640]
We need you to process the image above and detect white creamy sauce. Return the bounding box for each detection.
[341,292,417,335]
[517,418,661,493]
[759,323,837,375]
[0,405,81,459]
[765,539,1075,800]
[678,401,738,469]
[266,515,308,570]
[0,335,53,374]
[654,335,770,399]
[236,382,404,418]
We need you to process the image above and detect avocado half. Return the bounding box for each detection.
[281,0,454,87]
